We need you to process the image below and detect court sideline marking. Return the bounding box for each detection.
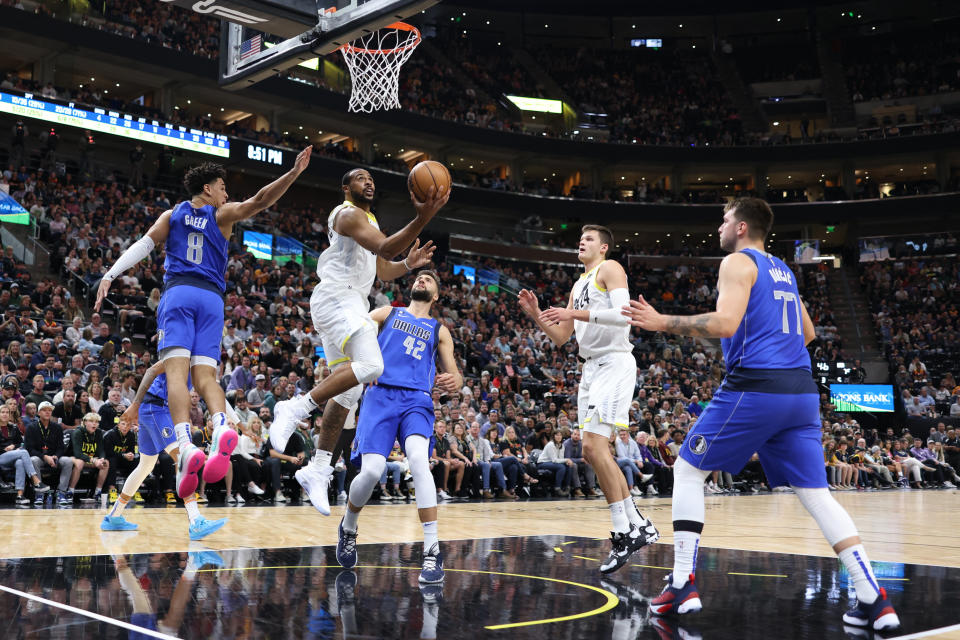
[887,624,960,640]
[0,584,179,640]
[198,563,620,630]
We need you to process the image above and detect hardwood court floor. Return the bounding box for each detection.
[3,489,957,567]
[1,489,958,639]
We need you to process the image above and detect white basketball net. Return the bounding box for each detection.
[340,22,421,113]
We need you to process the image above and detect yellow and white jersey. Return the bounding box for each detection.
[316,200,379,295]
[570,260,633,359]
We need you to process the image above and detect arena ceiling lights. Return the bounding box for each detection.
[0,90,229,158]
[506,95,564,113]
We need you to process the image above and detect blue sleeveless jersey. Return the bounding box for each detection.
[376,308,438,391]
[164,201,229,293]
[146,372,192,402]
[721,248,811,371]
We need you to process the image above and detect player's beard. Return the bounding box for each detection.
[350,187,374,204]
[411,288,433,302]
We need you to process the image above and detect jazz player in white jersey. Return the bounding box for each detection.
[518,225,659,573]
[270,168,448,515]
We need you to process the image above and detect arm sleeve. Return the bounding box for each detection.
[102,236,155,281]
[224,400,240,425]
[588,288,632,327]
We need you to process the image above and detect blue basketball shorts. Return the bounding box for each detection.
[129,613,159,640]
[351,384,434,468]
[138,402,177,456]
[156,285,224,363]
[679,388,827,489]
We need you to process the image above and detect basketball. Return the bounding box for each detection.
[407,160,451,202]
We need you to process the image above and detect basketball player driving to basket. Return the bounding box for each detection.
[269,167,448,517]
[517,225,660,575]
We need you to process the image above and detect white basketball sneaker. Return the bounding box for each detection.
[296,464,333,516]
[269,399,302,453]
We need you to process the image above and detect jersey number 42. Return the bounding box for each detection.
[403,335,426,360]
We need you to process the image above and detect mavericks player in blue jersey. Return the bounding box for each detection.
[96,146,312,500]
[100,360,231,540]
[335,270,461,584]
[622,198,900,631]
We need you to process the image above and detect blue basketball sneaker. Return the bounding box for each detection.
[188,516,227,541]
[419,543,444,584]
[842,588,900,631]
[336,518,358,569]
[650,573,702,616]
[101,515,138,531]
[188,550,225,570]
[335,569,357,607]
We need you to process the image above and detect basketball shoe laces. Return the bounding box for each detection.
[341,528,357,556]
[422,547,439,572]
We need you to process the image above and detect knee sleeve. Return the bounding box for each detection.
[793,486,859,547]
[404,435,437,510]
[348,454,385,507]
[344,326,384,384]
[672,457,711,525]
[120,455,158,496]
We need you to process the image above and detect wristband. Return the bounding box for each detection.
[403,257,412,270]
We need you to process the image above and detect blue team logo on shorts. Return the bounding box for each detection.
[161,427,173,439]
[691,435,708,455]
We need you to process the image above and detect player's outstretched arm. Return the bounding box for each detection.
[120,360,166,425]
[622,252,754,338]
[434,324,463,394]
[217,145,312,224]
[518,288,575,347]
[540,260,632,327]
[95,210,171,312]
[338,186,449,260]
[375,238,436,281]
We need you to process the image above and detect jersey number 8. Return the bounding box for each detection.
[403,335,426,360]
[186,232,204,265]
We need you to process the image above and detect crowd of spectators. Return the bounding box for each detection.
[845,25,960,103]
[533,45,743,146]
[12,0,960,154]
[861,255,960,422]
[730,41,820,84]
[2,114,958,510]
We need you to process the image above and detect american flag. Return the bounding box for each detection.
[240,34,262,61]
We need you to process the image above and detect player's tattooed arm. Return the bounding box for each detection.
[121,360,166,425]
[665,313,715,337]
[623,253,754,338]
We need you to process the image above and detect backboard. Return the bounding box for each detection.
[176,0,441,90]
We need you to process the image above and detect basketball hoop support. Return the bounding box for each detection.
[219,0,439,91]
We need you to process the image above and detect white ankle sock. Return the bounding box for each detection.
[343,506,360,533]
[609,501,630,533]
[174,422,192,453]
[184,497,201,525]
[838,544,881,604]
[212,412,227,430]
[672,531,700,587]
[312,450,332,469]
[422,520,439,551]
[621,497,644,527]
[301,394,318,413]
